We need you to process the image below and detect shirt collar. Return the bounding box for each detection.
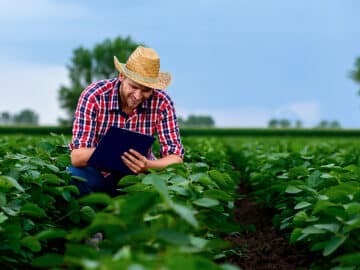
[109,78,121,111]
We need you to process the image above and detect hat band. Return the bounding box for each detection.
[122,64,158,84]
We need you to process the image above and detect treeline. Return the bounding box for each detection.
[268,119,341,129]
[0,109,39,126]
[178,115,215,127]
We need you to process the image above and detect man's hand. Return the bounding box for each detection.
[121,149,148,174]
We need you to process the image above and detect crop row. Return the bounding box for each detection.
[0,135,241,270]
[225,138,360,270]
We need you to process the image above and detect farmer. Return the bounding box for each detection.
[68,46,184,197]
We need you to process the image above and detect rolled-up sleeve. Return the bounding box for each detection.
[69,92,98,150]
[157,101,185,158]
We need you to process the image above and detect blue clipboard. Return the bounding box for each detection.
[88,126,155,174]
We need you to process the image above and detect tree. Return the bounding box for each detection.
[0,111,11,125]
[13,109,39,125]
[279,119,291,128]
[268,119,278,128]
[330,120,341,129]
[350,57,360,95]
[317,120,329,128]
[178,115,215,127]
[177,116,186,127]
[58,36,142,125]
[315,120,341,129]
[295,120,303,128]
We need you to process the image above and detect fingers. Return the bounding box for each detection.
[128,149,142,158]
[121,149,147,174]
[122,153,141,173]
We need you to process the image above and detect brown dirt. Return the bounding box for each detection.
[224,183,313,270]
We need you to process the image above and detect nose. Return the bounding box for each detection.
[133,90,142,100]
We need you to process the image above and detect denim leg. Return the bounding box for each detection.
[104,171,125,197]
[67,166,109,197]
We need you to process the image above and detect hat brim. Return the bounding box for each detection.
[114,56,171,90]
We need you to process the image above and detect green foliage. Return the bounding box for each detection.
[0,109,39,126]
[58,36,141,124]
[226,137,360,269]
[0,134,240,270]
[350,57,360,95]
[179,114,216,127]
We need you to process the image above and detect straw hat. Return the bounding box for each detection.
[114,46,171,89]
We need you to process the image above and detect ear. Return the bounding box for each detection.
[119,73,125,81]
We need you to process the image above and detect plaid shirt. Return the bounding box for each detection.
[69,78,184,159]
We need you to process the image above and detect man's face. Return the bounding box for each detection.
[119,75,153,110]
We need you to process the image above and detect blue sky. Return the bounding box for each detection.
[1,0,360,127]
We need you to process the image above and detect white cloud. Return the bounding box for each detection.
[0,0,89,22]
[0,61,69,125]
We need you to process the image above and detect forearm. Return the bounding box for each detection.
[70,147,96,167]
[146,154,183,170]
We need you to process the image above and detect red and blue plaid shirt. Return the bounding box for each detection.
[69,78,184,159]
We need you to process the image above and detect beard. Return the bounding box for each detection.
[119,84,142,110]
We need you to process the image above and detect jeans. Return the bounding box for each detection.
[67,166,123,197]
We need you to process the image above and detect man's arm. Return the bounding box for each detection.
[122,149,182,174]
[71,147,96,167]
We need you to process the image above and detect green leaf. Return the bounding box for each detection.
[313,200,337,214]
[80,206,96,222]
[20,202,47,218]
[302,225,327,235]
[323,235,347,256]
[321,163,336,169]
[23,219,35,231]
[344,202,360,216]
[64,243,100,259]
[45,164,60,173]
[142,174,171,203]
[334,252,360,266]
[79,193,112,205]
[310,241,328,252]
[294,201,312,210]
[0,176,24,192]
[220,264,241,270]
[117,174,141,186]
[157,229,191,246]
[122,183,148,192]
[40,173,64,185]
[191,162,209,173]
[208,170,232,189]
[288,166,308,178]
[165,254,219,270]
[0,212,8,224]
[193,198,219,208]
[119,192,157,220]
[21,235,41,252]
[285,185,303,194]
[203,189,233,202]
[290,228,302,243]
[344,216,360,233]
[32,253,64,268]
[313,223,340,233]
[306,170,324,188]
[190,236,208,249]
[169,174,188,185]
[170,202,198,228]
[35,229,67,241]
[62,189,72,201]
[0,192,7,207]
[169,185,190,197]
[293,210,308,227]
